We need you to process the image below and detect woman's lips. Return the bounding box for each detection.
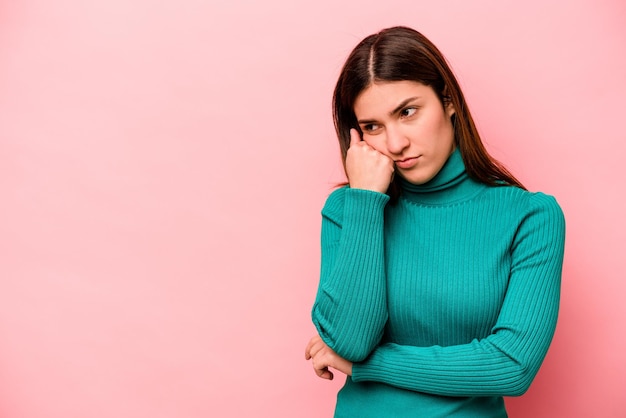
[395,156,420,169]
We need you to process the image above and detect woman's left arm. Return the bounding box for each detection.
[351,193,566,397]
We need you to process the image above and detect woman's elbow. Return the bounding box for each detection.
[333,339,376,362]
[311,307,386,361]
[501,364,539,397]
[312,321,379,362]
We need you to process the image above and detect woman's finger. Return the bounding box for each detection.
[349,128,361,147]
[304,334,323,359]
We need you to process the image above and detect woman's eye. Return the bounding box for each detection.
[401,107,417,118]
[364,123,379,132]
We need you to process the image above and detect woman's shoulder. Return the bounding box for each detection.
[322,184,348,207]
[485,185,565,224]
[485,183,557,203]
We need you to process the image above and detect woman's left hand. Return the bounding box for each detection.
[305,334,353,380]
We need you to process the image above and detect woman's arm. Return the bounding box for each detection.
[311,129,394,362]
[351,193,566,396]
[311,187,390,362]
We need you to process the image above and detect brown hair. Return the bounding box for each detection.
[333,26,525,199]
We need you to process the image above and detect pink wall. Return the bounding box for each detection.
[1,1,624,417]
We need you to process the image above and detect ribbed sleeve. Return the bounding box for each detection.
[311,187,390,361]
[351,192,566,397]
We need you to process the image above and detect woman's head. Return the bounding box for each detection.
[333,26,524,196]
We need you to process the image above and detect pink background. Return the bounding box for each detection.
[1,1,624,417]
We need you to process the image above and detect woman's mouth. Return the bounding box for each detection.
[395,156,420,169]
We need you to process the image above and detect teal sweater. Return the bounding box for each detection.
[311,149,565,417]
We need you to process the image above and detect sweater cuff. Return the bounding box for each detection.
[343,188,390,222]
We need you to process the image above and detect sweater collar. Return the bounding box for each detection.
[398,148,486,205]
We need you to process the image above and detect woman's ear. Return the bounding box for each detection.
[442,86,455,117]
[443,97,456,118]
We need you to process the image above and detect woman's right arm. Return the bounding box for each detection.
[312,129,395,362]
[311,186,390,362]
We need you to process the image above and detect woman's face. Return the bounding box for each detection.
[353,80,456,185]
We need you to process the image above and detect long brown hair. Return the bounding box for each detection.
[333,26,525,199]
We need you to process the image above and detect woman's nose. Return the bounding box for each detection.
[386,126,410,155]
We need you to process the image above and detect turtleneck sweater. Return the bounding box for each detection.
[311,149,566,417]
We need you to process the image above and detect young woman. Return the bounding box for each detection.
[304,26,566,417]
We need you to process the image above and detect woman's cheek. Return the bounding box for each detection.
[364,137,388,156]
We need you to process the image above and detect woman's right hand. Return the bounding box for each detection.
[345,128,395,193]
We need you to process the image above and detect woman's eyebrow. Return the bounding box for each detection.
[390,97,419,116]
